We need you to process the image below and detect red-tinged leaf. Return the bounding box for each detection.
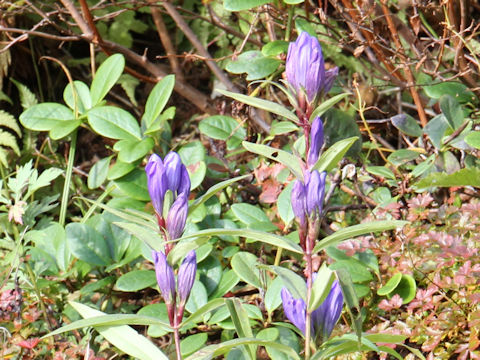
[17,337,40,349]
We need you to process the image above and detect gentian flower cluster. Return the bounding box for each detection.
[286,31,338,120]
[281,280,344,342]
[146,152,196,327]
[146,152,190,253]
[291,117,327,251]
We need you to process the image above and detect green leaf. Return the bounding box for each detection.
[115,138,154,163]
[199,115,246,150]
[226,51,281,81]
[68,302,168,360]
[137,304,170,337]
[10,78,37,109]
[181,333,208,358]
[88,106,141,141]
[113,222,163,252]
[217,89,299,123]
[439,95,464,129]
[313,221,408,253]
[226,299,256,360]
[0,110,21,137]
[414,168,480,188]
[262,41,289,56]
[423,81,476,104]
[231,203,277,231]
[113,168,149,201]
[223,0,270,11]
[464,131,480,149]
[142,75,175,129]
[0,130,20,155]
[63,80,92,113]
[181,298,225,329]
[308,264,335,311]
[90,54,125,105]
[88,156,112,189]
[264,277,284,314]
[242,141,303,180]
[310,93,350,121]
[388,274,416,304]
[270,265,307,301]
[335,270,362,343]
[366,166,395,180]
[391,114,422,137]
[424,114,449,149]
[66,223,111,266]
[115,270,157,292]
[330,259,373,283]
[270,121,299,136]
[107,160,136,180]
[179,228,302,254]
[284,0,304,4]
[185,281,208,314]
[19,103,80,139]
[185,338,300,360]
[312,137,359,172]
[387,149,420,166]
[231,252,262,289]
[377,273,402,296]
[277,182,294,226]
[209,270,240,299]
[189,175,249,214]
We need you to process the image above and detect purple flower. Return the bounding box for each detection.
[291,180,307,227]
[286,32,337,106]
[166,193,189,240]
[281,280,344,341]
[307,117,324,168]
[281,287,307,334]
[152,250,176,304]
[312,280,344,341]
[145,152,191,219]
[145,154,168,215]
[177,251,197,306]
[305,170,326,217]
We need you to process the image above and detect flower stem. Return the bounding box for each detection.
[59,130,77,227]
[304,230,314,359]
[174,326,182,360]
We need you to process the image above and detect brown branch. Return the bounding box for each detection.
[380,0,428,127]
[162,1,237,92]
[148,0,184,82]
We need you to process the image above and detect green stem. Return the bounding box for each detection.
[25,261,51,331]
[59,130,77,227]
[285,6,295,41]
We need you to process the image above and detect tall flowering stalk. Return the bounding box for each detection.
[146,152,195,360]
[285,32,340,358]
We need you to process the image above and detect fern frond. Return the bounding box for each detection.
[0,149,8,168]
[0,130,20,155]
[10,79,38,110]
[0,110,21,137]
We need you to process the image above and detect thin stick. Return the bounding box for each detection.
[379,0,428,127]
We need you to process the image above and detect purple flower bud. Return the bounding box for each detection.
[324,67,339,94]
[164,152,183,193]
[286,32,325,103]
[177,250,197,305]
[166,193,188,240]
[152,250,176,305]
[307,117,324,168]
[146,154,168,215]
[281,287,307,334]
[291,180,307,226]
[305,170,327,217]
[312,280,344,341]
[178,166,191,198]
